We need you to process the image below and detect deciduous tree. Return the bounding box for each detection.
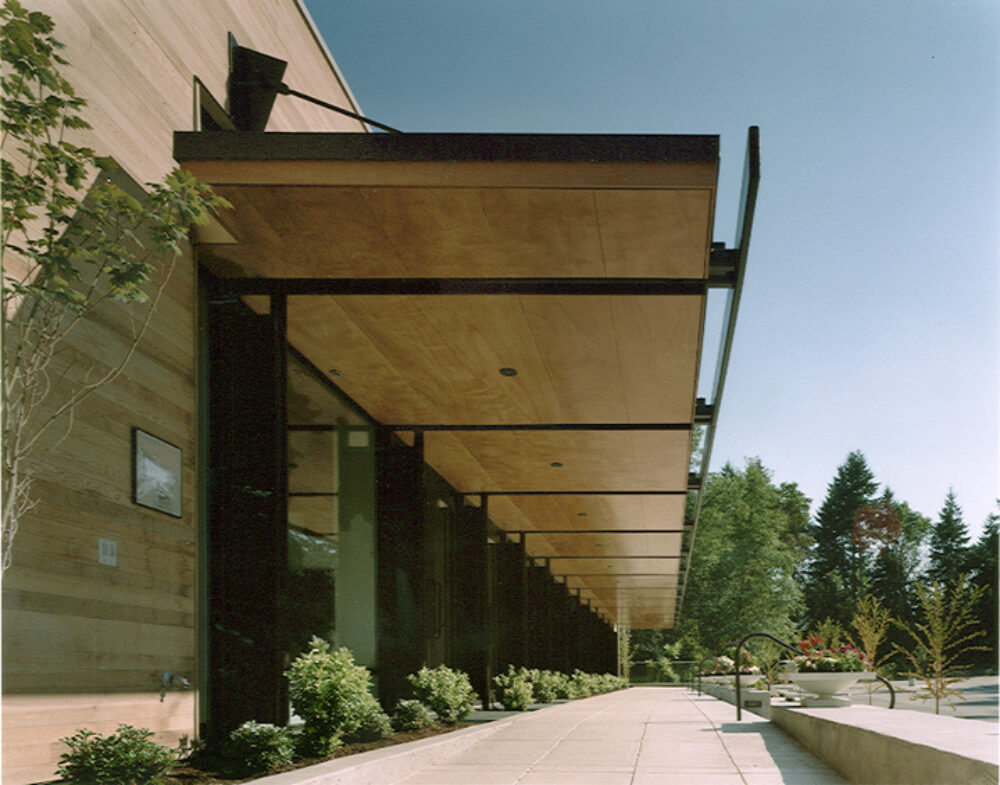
[893,576,986,714]
[678,458,803,654]
[868,490,931,663]
[850,594,892,703]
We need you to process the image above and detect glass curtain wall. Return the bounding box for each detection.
[286,352,377,669]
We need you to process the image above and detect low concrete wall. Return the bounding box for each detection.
[698,683,771,718]
[770,704,999,785]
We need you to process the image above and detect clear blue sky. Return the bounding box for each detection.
[304,0,999,536]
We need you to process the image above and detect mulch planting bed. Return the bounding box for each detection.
[160,723,477,784]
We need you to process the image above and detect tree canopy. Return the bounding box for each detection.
[678,458,804,654]
[671,454,994,673]
[801,450,877,628]
[925,489,971,586]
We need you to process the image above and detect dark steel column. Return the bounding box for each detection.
[205,288,288,739]
[452,497,489,707]
[496,534,526,670]
[375,431,427,708]
[518,537,531,667]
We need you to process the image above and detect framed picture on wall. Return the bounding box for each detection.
[132,427,182,517]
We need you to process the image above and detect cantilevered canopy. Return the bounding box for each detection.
[175,130,756,629]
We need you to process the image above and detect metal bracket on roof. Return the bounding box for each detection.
[227,36,288,132]
[226,35,400,133]
[694,398,714,424]
[708,243,740,287]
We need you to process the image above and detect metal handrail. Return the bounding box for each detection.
[734,631,894,720]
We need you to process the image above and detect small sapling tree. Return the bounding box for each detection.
[850,594,892,704]
[893,575,987,714]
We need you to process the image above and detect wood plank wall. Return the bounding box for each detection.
[1,3,364,783]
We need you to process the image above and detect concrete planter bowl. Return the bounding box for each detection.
[786,671,873,707]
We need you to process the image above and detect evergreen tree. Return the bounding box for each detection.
[869,490,932,661]
[967,508,998,664]
[777,481,813,565]
[802,450,878,628]
[925,489,971,586]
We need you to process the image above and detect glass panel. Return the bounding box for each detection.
[288,353,367,426]
[288,495,338,538]
[286,351,376,668]
[286,497,338,658]
[696,288,728,402]
[288,431,337,495]
[335,424,377,667]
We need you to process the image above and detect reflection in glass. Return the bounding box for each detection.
[285,352,376,667]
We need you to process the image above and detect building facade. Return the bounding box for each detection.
[1,2,756,783]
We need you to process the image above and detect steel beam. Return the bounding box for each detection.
[209,277,708,297]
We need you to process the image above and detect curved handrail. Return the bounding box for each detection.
[862,672,896,710]
[734,631,894,720]
[734,632,801,720]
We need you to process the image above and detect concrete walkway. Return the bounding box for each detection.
[393,687,847,785]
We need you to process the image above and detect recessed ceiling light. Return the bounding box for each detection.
[550,461,563,468]
[328,369,342,377]
[577,512,588,517]
[499,367,518,377]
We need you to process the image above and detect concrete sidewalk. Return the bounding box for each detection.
[393,686,847,785]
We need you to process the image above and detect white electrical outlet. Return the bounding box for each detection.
[98,537,118,566]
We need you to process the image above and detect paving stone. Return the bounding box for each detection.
[254,687,851,784]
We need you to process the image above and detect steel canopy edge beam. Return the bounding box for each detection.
[678,125,760,625]
[174,130,720,165]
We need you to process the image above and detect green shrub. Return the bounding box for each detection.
[391,699,436,731]
[521,668,541,701]
[569,669,597,697]
[224,721,294,776]
[532,670,562,703]
[493,666,534,711]
[599,673,628,692]
[346,704,393,742]
[57,725,176,785]
[550,671,573,699]
[286,636,380,755]
[407,665,476,723]
[294,726,339,758]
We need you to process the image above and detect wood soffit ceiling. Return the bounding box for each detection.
[177,132,721,628]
